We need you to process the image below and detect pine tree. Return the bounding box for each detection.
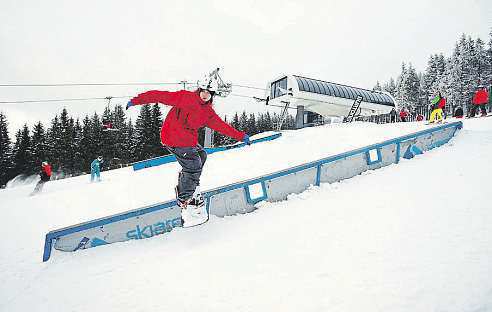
[238,111,248,132]
[448,34,474,113]
[78,112,104,172]
[100,105,114,164]
[126,119,137,162]
[383,78,397,97]
[282,114,295,130]
[272,112,280,130]
[102,105,112,125]
[150,104,165,156]
[72,119,84,174]
[58,108,76,175]
[404,63,421,108]
[373,81,382,91]
[485,29,492,88]
[395,62,407,106]
[422,54,440,102]
[0,112,13,186]
[474,38,488,85]
[256,113,266,133]
[112,105,131,166]
[79,115,93,173]
[264,112,273,131]
[46,115,63,173]
[31,121,48,169]
[231,112,240,130]
[462,35,477,103]
[12,124,33,176]
[247,113,258,135]
[90,112,104,158]
[134,104,155,160]
[430,54,447,107]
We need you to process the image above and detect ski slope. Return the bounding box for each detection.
[1,118,492,311]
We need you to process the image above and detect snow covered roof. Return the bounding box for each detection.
[293,75,394,107]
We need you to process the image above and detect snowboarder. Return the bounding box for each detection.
[126,74,250,226]
[429,92,446,123]
[91,156,103,182]
[31,161,52,195]
[469,86,489,117]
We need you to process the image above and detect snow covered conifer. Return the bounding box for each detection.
[0,112,13,186]
[31,121,47,169]
[12,125,33,176]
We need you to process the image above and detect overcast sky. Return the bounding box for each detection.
[0,0,491,133]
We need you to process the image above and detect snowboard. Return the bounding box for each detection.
[425,121,448,126]
[29,181,45,196]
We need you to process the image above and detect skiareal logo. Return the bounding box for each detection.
[126,217,182,240]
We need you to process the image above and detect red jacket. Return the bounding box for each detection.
[473,89,489,105]
[42,164,52,177]
[130,90,245,147]
[438,97,446,109]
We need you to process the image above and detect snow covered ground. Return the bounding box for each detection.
[1,118,491,311]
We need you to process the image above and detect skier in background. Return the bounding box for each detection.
[399,108,409,122]
[126,75,250,213]
[91,156,103,182]
[453,105,464,118]
[429,92,446,123]
[470,85,489,117]
[31,161,52,195]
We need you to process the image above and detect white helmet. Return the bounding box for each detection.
[42,161,48,166]
[97,156,103,161]
[197,75,219,92]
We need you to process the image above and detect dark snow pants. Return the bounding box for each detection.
[469,104,487,117]
[165,145,207,201]
[33,173,50,194]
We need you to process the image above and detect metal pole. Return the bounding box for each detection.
[204,127,214,148]
[295,105,304,129]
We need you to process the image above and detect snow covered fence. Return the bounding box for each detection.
[42,121,462,262]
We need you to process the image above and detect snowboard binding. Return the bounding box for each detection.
[175,186,208,227]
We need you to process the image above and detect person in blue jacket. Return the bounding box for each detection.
[91,156,103,182]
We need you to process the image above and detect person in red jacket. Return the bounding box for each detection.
[470,86,489,117]
[31,161,52,195]
[127,77,249,210]
[399,108,409,122]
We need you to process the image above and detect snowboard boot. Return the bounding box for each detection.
[185,187,204,219]
[175,185,190,209]
[179,187,208,227]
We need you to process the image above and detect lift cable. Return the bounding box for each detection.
[0,93,265,105]
[0,85,269,104]
[0,96,132,104]
[0,82,266,90]
[0,82,182,87]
